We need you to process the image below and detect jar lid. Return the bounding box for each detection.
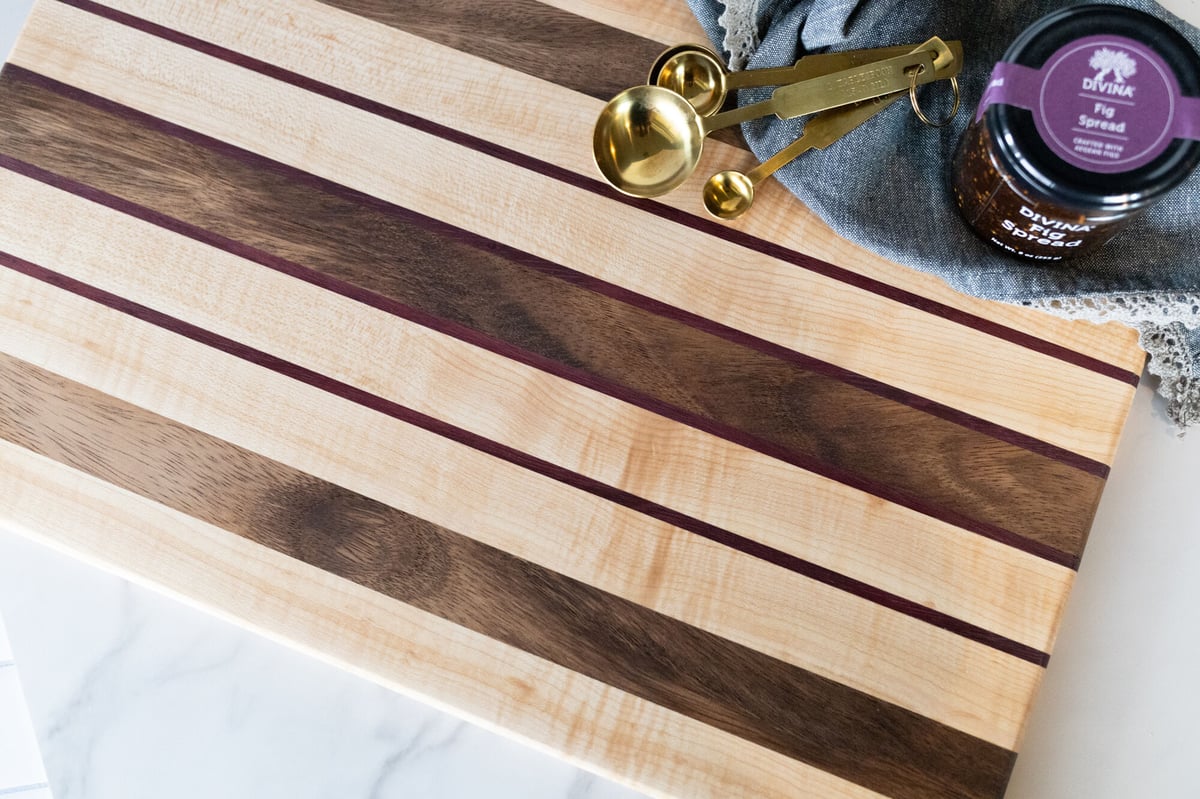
[987,4,1200,210]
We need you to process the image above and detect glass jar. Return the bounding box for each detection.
[951,4,1200,261]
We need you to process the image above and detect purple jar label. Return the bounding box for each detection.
[979,34,1200,173]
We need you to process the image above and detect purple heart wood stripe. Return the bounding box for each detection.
[0,245,1052,668]
[0,68,1109,571]
[0,1,1146,798]
[49,0,1144,390]
[0,354,1018,799]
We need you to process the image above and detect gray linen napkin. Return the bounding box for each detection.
[685,0,1200,426]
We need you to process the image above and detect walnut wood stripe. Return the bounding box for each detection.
[324,0,663,102]
[0,440,904,799]
[0,70,1105,565]
[52,0,1137,388]
[0,353,1015,799]
[0,264,1046,750]
[10,3,1136,463]
[308,0,741,151]
[0,246,1053,666]
[89,0,1145,376]
[0,150,1081,658]
[0,2,1144,796]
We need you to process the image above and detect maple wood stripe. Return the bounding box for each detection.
[0,262,1046,752]
[536,0,706,46]
[19,191,1094,565]
[0,88,1099,566]
[0,66,1113,508]
[0,359,1015,799]
[0,65,1115,491]
[0,248,1050,668]
[54,0,1140,388]
[3,446,897,799]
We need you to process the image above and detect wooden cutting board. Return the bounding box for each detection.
[0,1,1147,797]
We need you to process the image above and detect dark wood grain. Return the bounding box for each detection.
[311,0,747,150]
[53,0,1139,388]
[0,67,1106,562]
[322,0,660,102]
[0,350,1017,799]
[0,246,1051,666]
[0,3,1143,798]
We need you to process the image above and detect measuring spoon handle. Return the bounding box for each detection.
[770,49,936,120]
[745,39,964,183]
[746,91,908,183]
[722,44,933,91]
[702,38,961,135]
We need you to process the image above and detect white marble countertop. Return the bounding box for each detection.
[0,616,50,799]
[5,377,1200,799]
[4,3,1200,798]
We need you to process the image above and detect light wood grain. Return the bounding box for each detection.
[0,260,1045,748]
[9,0,1138,462]
[93,0,1147,372]
[0,438,896,799]
[537,0,708,45]
[0,63,1111,562]
[0,1,1151,795]
[0,168,1075,655]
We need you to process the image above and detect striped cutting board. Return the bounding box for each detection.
[0,1,1147,797]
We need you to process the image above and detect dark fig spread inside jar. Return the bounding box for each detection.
[952,4,1200,261]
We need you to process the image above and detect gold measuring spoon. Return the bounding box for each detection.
[651,43,927,117]
[702,39,962,219]
[703,95,907,219]
[593,43,942,198]
[650,44,812,117]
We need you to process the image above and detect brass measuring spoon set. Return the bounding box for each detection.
[592,37,964,219]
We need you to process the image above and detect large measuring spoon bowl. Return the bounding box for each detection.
[592,85,704,198]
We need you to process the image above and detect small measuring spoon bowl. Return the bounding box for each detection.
[649,44,727,117]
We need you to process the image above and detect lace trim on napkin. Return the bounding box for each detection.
[1023,292,1200,329]
[1139,322,1200,428]
[1023,294,1200,428]
[718,0,760,70]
